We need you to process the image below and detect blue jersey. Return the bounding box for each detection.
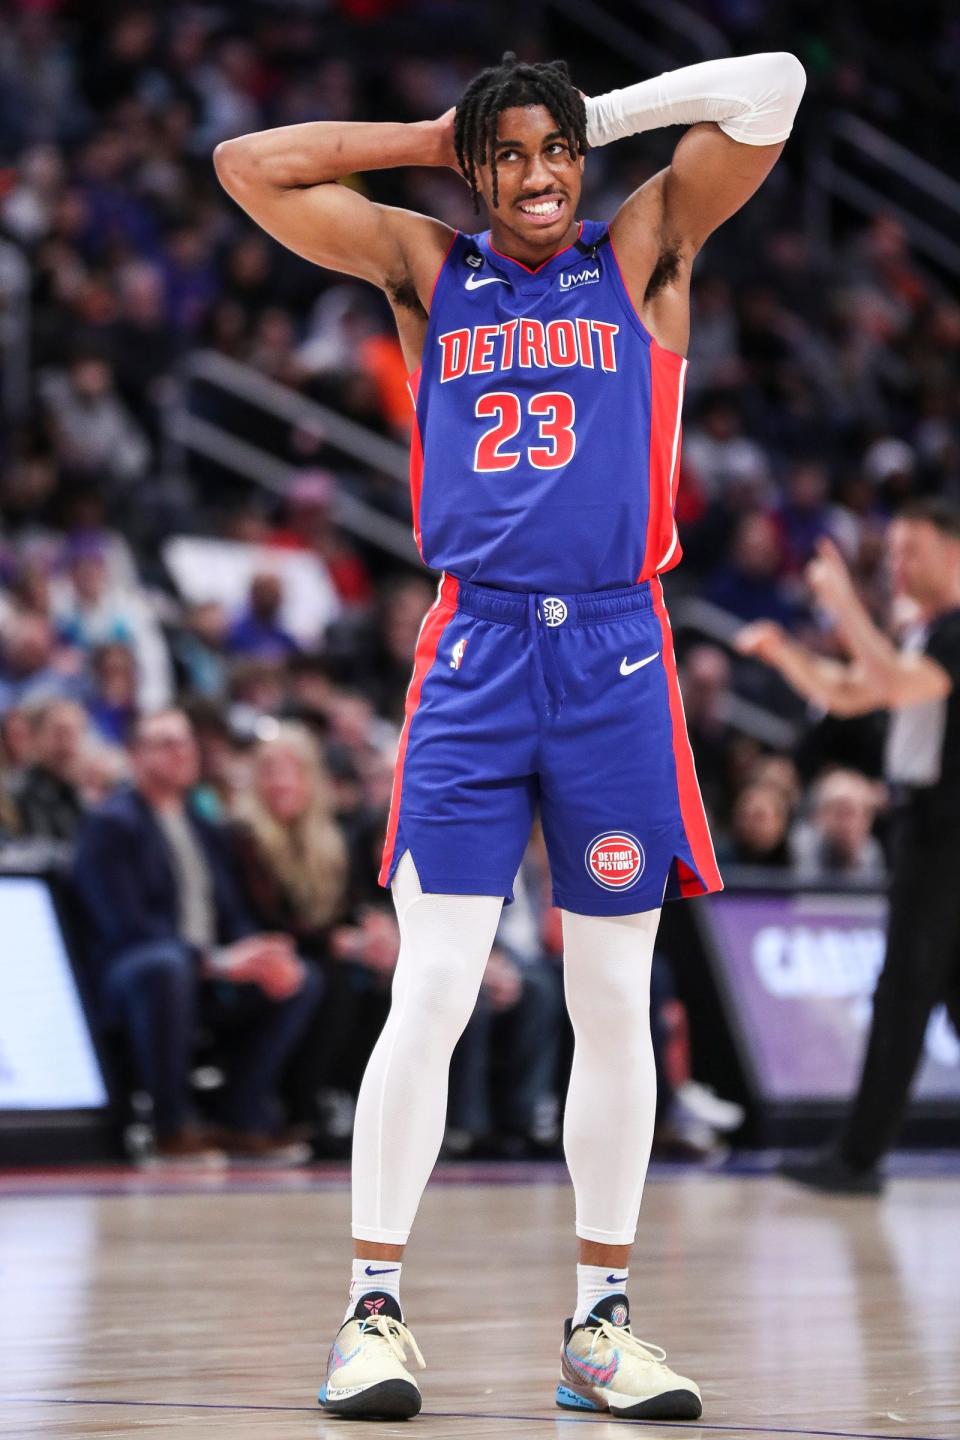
[408,218,689,593]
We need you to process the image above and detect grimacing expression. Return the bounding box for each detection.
[475,105,584,245]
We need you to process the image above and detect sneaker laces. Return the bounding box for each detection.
[359,1314,426,1371]
[588,1317,667,1368]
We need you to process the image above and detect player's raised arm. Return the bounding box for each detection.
[584,53,805,349]
[213,113,457,313]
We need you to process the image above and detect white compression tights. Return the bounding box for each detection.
[351,851,660,1247]
[351,851,503,1243]
[561,907,660,1245]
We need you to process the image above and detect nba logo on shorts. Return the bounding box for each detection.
[450,637,467,669]
[586,832,645,891]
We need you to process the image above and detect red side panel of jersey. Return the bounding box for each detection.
[640,342,687,582]
[408,367,425,561]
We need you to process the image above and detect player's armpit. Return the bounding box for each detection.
[215,156,452,308]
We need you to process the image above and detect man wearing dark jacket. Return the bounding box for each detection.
[73,707,321,1162]
[15,698,88,842]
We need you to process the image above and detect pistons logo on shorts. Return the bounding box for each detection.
[585,832,645,891]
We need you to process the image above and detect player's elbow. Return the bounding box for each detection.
[770,52,807,113]
[213,138,247,191]
[213,137,269,194]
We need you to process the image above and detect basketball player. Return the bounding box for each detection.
[215,48,805,1421]
[739,504,960,1195]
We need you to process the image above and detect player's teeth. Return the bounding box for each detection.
[522,200,560,215]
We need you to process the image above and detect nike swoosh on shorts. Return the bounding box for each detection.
[619,653,659,676]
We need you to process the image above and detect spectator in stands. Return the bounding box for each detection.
[269,472,374,610]
[39,347,151,489]
[0,611,78,710]
[791,769,886,882]
[171,600,229,700]
[189,703,244,822]
[447,920,564,1158]
[226,572,300,663]
[84,641,138,745]
[13,697,88,842]
[53,535,134,653]
[72,708,322,1163]
[683,392,768,503]
[687,276,742,394]
[340,574,434,724]
[230,723,351,943]
[678,645,737,826]
[706,512,805,629]
[75,738,129,807]
[228,722,398,1133]
[774,461,857,574]
[720,780,792,868]
[751,754,803,813]
[108,260,180,434]
[0,705,34,779]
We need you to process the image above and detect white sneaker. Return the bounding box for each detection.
[675,1080,745,1132]
[319,1292,425,1418]
[556,1293,701,1421]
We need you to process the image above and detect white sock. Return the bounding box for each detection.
[345,1258,403,1322]
[573,1262,629,1327]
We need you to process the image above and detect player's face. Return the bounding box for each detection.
[888,519,959,605]
[477,104,583,255]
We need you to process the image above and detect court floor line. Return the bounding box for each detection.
[2,1153,959,1202]
[0,1395,946,1440]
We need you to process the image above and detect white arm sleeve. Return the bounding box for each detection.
[585,51,806,149]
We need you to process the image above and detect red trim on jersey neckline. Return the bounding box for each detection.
[378,577,460,887]
[487,219,584,274]
[651,577,724,898]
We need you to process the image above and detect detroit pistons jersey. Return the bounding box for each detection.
[408,218,688,594]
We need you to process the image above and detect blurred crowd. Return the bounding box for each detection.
[0,1,957,1162]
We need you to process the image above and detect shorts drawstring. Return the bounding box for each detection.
[528,592,567,719]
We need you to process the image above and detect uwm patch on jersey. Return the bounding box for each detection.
[408,219,690,594]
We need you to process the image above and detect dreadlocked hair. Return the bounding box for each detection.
[454,52,587,212]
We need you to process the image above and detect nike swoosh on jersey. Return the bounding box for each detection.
[620,653,659,675]
[465,272,509,289]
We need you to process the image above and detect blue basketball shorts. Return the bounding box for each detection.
[379,572,723,916]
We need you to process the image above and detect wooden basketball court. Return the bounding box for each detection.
[1,1162,957,1438]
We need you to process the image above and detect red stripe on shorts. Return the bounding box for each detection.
[378,574,459,887]
[651,576,723,897]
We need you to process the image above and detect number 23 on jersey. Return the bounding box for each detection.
[474,391,577,472]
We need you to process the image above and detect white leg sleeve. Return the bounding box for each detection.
[562,906,661,1246]
[351,851,503,1244]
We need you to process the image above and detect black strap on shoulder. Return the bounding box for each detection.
[574,227,611,262]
